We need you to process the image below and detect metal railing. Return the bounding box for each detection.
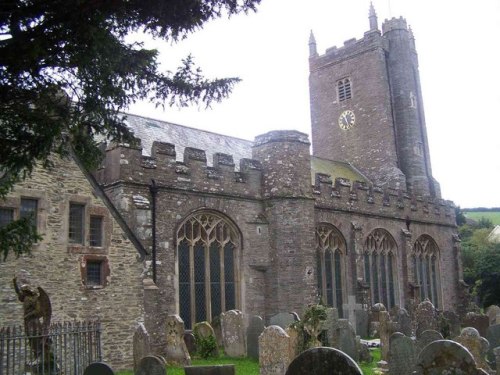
[0,321,101,375]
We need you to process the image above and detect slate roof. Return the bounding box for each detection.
[123,113,253,169]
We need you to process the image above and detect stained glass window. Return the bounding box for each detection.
[413,235,440,308]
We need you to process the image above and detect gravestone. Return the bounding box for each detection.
[379,311,398,361]
[259,325,292,375]
[463,312,490,337]
[194,321,219,357]
[184,364,235,375]
[184,332,197,355]
[323,307,339,346]
[388,332,417,375]
[442,310,461,339]
[485,323,500,368]
[285,326,301,361]
[83,362,114,375]
[396,308,412,337]
[220,309,246,357]
[485,305,500,325]
[389,305,400,320]
[246,315,265,359]
[415,300,438,338]
[416,330,443,355]
[133,323,151,372]
[136,355,165,375]
[456,327,492,373]
[355,309,369,338]
[165,314,191,366]
[211,316,224,348]
[285,347,363,375]
[332,319,358,362]
[414,340,482,375]
[269,312,297,330]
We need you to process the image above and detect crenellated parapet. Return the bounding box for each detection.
[95,141,263,198]
[313,174,456,225]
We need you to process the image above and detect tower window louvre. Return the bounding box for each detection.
[338,78,352,102]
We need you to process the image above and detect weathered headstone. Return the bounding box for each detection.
[355,309,369,338]
[269,312,297,330]
[246,315,265,359]
[135,355,165,375]
[441,310,461,339]
[285,326,301,361]
[184,364,235,375]
[416,330,443,355]
[463,312,490,337]
[220,309,246,357]
[184,332,197,355]
[396,308,412,337]
[323,307,339,346]
[194,321,219,357]
[259,325,292,375]
[388,332,417,375]
[165,314,191,366]
[414,340,482,375]
[83,362,114,375]
[379,311,398,361]
[485,305,500,325]
[415,300,438,338]
[133,323,151,372]
[485,323,500,368]
[285,347,363,375]
[211,316,224,348]
[455,327,492,373]
[388,305,401,320]
[332,319,358,362]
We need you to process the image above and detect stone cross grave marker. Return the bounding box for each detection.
[246,315,265,360]
[456,327,492,373]
[133,323,151,372]
[136,355,166,375]
[165,314,191,366]
[221,309,246,357]
[388,332,417,375]
[83,362,114,375]
[285,347,363,375]
[259,325,292,375]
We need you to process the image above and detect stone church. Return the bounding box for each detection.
[0,4,465,367]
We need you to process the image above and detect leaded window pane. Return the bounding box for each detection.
[325,250,334,306]
[178,239,191,328]
[90,216,103,247]
[334,250,343,316]
[69,203,85,244]
[388,253,395,308]
[426,256,432,300]
[372,253,379,303]
[20,198,37,228]
[431,257,438,308]
[194,242,206,323]
[364,253,371,287]
[86,261,102,286]
[381,253,388,308]
[224,243,235,311]
[317,253,323,302]
[210,242,222,318]
[0,208,13,228]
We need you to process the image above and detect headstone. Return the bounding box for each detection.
[133,323,151,372]
[485,305,500,325]
[211,316,224,348]
[416,330,443,355]
[184,364,236,375]
[269,312,297,330]
[441,310,461,339]
[396,308,412,337]
[388,332,417,375]
[259,325,292,375]
[135,355,165,375]
[357,339,372,363]
[379,311,398,361]
[455,327,492,373]
[414,340,482,375]
[332,319,358,362]
[485,323,500,368]
[246,315,265,359]
[389,305,401,320]
[355,309,369,338]
[415,300,438,338]
[285,326,301,361]
[184,332,197,355]
[220,309,246,357]
[194,321,219,357]
[285,347,363,375]
[463,312,490,337]
[323,307,339,346]
[83,362,114,375]
[165,314,191,366]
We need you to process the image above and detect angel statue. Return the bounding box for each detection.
[13,277,59,374]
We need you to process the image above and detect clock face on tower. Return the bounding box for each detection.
[338,110,355,130]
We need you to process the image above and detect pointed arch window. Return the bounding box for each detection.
[177,211,240,329]
[412,235,441,308]
[363,229,397,308]
[316,224,347,316]
[338,78,352,101]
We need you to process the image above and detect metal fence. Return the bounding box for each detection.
[0,321,101,375]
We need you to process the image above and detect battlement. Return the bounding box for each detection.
[313,174,456,225]
[382,16,408,34]
[96,141,263,199]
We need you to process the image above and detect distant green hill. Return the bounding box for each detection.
[463,211,500,225]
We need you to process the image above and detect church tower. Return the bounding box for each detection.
[309,4,439,197]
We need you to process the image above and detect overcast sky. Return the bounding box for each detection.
[129,0,500,209]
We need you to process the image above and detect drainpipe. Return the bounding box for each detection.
[149,179,158,283]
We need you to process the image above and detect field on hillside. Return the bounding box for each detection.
[464,211,500,225]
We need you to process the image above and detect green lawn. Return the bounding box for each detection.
[116,349,380,374]
[464,211,500,225]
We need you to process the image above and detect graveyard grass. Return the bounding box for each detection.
[115,349,380,374]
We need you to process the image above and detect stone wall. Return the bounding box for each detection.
[0,155,144,370]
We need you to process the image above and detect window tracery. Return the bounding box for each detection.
[413,235,440,307]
